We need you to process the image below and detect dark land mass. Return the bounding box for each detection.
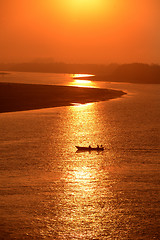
[0,82,125,113]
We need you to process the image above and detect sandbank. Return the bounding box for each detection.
[0,82,126,113]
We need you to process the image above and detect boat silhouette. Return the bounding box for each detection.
[75,146,104,151]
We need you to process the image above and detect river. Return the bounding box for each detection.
[0,72,160,239]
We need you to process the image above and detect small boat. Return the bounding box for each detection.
[75,146,104,151]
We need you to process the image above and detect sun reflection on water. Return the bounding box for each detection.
[58,158,114,239]
[46,101,114,238]
[53,101,113,238]
[66,166,96,193]
[69,79,96,88]
[72,74,95,78]
[69,73,96,88]
[68,102,100,145]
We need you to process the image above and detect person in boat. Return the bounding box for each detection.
[89,145,91,149]
[97,145,99,149]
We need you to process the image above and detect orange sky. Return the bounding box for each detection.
[0,0,160,64]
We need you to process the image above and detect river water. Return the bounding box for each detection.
[0,72,160,239]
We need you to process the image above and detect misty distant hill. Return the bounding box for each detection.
[0,62,160,84]
[107,63,160,84]
[0,62,118,75]
[76,63,160,84]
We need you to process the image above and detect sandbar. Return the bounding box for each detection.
[0,82,126,113]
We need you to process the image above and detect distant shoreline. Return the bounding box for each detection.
[0,62,160,84]
[0,82,126,113]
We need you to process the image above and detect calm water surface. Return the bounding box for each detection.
[0,72,160,239]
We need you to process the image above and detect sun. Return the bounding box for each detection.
[71,0,100,8]
[68,0,104,17]
[50,0,115,25]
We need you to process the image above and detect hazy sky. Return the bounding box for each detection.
[1,0,160,64]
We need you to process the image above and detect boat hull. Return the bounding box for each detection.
[75,146,104,151]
